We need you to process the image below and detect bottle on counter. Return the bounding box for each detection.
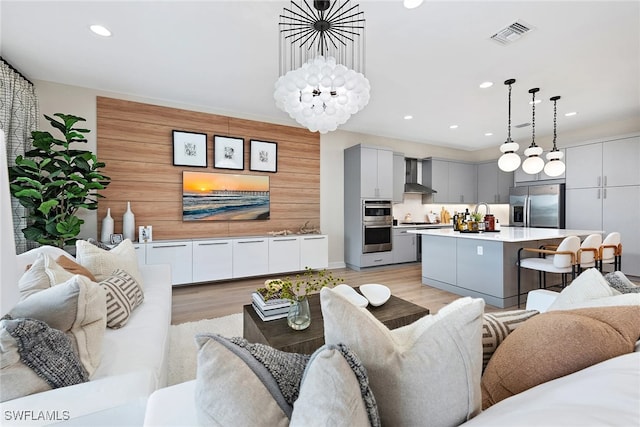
[453,212,459,231]
[495,219,501,231]
[464,208,471,222]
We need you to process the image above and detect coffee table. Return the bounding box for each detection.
[243,289,429,354]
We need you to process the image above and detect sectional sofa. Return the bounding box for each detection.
[0,244,172,426]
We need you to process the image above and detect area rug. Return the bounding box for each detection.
[168,313,243,386]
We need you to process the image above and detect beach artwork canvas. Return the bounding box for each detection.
[183,171,270,221]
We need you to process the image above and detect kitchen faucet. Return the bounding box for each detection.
[474,202,490,216]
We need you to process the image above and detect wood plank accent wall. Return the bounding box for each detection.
[97,97,320,240]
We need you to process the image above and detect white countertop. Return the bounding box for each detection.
[394,223,452,229]
[409,227,603,243]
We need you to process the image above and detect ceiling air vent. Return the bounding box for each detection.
[490,21,532,46]
[514,122,531,128]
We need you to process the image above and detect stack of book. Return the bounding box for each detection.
[252,291,291,321]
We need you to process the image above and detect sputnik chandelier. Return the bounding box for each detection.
[274,0,370,134]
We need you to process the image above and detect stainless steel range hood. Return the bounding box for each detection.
[404,158,437,194]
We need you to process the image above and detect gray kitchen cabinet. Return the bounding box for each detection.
[192,239,233,282]
[565,135,640,275]
[392,228,417,263]
[346,144,394,199]
[146,241,193,285]
[423,158,476,203]
[477,161,513,204]
[393,152,405,203]
[566,136,639,189]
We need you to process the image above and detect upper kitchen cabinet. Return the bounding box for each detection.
[393,152,405,203]
[344,144,394,199]
[566,136,640,189]
[514,149,566,184]
[477,161,513,204]
[423,158,477,203]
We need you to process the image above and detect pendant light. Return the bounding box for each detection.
[544,95,566,177]
[498,79,521,172]
[522,87,545,175]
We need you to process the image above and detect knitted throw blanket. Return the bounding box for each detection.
[4,316,89,389]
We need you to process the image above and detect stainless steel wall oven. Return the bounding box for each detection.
[362,200,392,253]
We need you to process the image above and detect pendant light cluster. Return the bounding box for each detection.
[498,79,565,177]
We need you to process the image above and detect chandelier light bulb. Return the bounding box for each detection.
[274,56,370,134]
[498,152,521,172]
[522,154,545,174]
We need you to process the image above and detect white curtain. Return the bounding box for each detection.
[0,58,39,254]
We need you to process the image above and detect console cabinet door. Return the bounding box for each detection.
[233,238,269,278]
[269,236,300,274]
[300,235,328,269]
[146,241,193,285]
[192,239,233,282]
[132,243,146,267]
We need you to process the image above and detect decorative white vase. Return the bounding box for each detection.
[123,201,135,241]
[101,208,114,243]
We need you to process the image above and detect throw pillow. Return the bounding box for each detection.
[546,267,640,311]
[0,317,88,402]
[75,239,144,289]
[55,255,97,282]
[605,271,640,294]
[321,289,484,427]
[290,343,380,427]
[9,275,107,376]
[18,253,75,300]
[481,305,640,409]
[100,269,145,329]
[194,334,380,427]
[195,334,309,426]
[482,309,539,371]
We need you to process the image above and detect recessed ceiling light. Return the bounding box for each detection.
[90,24,112,37]
[403,0,424,9]
[449,124,459,129]
[485,132,493,136]
[479,81,493,89]
[565,111,577,117]
[404,115,413,120]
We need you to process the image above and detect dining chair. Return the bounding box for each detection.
[517,235,581,308]
[599,232,622,272]
[577,233,602,272]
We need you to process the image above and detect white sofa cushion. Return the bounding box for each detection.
[321,289,484,427]
[464,352,640,426]
[548,268,640,311]
[18,253,75,300]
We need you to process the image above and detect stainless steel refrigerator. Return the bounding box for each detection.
[509,184,565,228]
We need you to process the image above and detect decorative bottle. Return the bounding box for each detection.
[101,208,114,243]
[123,201,135,241]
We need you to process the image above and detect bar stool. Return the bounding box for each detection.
[599,232,622,272]
[517,235,580,308]
[577,233,602,272]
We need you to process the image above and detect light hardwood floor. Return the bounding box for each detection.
[171,263,516,324]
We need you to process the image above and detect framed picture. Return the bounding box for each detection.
[182,171,270,221]
[250,140,277,173]
[138,225,153,242]
[173,130,207,167]
[110,233,123,245]
[214,135,244,170]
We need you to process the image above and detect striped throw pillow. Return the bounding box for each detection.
[482,309,539,372]
[99,269,144,329]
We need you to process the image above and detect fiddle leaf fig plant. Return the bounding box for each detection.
[8,113,111,248]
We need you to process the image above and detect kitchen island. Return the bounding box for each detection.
[410,227,602,308]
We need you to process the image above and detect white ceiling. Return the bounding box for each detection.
[2,1,639,151]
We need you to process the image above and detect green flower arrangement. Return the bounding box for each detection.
[258,267,342,302]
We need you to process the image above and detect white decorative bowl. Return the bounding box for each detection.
[359,284,391,307]
[333,284,369,307]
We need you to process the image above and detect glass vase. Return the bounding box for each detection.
[287,296,311,330]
